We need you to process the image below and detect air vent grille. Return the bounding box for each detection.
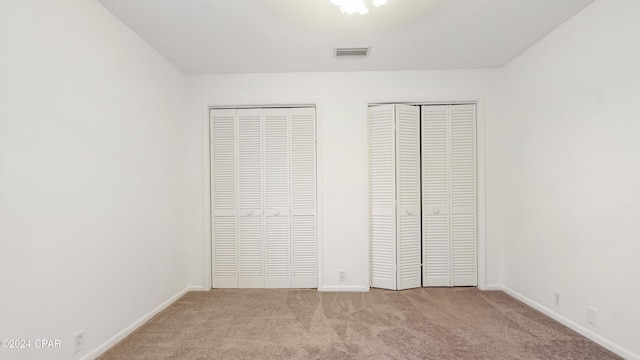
[335,47,370,57]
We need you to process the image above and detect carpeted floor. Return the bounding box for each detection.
[98,288,620,359]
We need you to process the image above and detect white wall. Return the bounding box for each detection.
[499,0,640,358]
[185,70,503,291]
[9,0,639,358]
[0,1,188,359]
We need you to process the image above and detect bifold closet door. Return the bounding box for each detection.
[262,108,318,288]
[211,107,317,289]
[290,108,317,288]
[395,105,421,290]
[422,104,477,287]
[210,109,239,288]
[263,109,291,288]
[237,109,264,288]
[369,105,397,290]
[449,105,477,286]
[369,104,421,290]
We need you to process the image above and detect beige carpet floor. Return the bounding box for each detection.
[98,288,620,359]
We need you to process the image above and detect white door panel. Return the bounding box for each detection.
[369,105,397,290]
[210,107,317,289]
[422,104,477,287]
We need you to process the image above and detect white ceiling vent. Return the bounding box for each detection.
[335,47,370,57]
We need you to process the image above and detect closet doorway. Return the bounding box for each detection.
[369,103,479,290]
[209,107,317,289]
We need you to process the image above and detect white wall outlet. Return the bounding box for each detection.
[587,307,598,326]
[554,291,561,306]
[338,270,346,282]
[73,330,84,354]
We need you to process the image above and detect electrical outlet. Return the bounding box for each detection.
[338,270,346,282]
[587,307,598,327]
[73,330,84,354]
[554,291,561,306]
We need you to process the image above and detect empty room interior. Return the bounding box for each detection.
[1,0,639,359]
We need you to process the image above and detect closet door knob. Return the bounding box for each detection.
[274,210,280,216]
[407,210,413,215]
[433,209,440,214]
[247,210,253,216]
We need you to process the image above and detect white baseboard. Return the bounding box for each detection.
[484,284,504,291]
[186,285,209,291]
[82,286,200,360]
[495,285,638,360]
[319,285,370,292]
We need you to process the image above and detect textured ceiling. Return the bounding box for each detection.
[98,0,596,74]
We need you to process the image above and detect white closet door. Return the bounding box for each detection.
[395,105,421,290]
[422,104,477,287]
[210,109,238,288]
[422,105,451,287]
[450,104,477,286]
[264,109,291,288]
[290,108,317,288]
[237,109,264,288]
[369,105,397,290]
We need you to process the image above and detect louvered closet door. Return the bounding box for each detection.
[210,109,238,288]
[450,104,477,286]
[264,109,291,288]
[421,104,477,287]
[290,108,317,288]
[422,105,451,287]
[237,109,264,288]
[395,105,421,290]
[369,105,397,290]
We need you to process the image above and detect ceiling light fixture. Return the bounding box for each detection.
[330,0,389,15]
